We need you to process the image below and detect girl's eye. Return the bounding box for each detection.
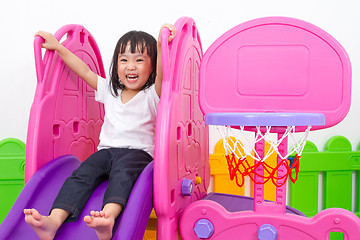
[136,59,144,62]
[120,59,127,62]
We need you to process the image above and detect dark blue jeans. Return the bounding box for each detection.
[51,148,152,222]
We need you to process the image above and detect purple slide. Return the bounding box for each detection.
[0,155,153,239]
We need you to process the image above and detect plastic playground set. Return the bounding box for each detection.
[0,16,360,239]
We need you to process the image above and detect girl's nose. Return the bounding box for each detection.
[127,63,136,70]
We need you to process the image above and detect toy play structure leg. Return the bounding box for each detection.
[254,133,287,214]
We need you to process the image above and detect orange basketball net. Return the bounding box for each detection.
[217,125,310,187]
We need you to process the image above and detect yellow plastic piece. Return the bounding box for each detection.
[143,209,157,240]
[195,176,202,185]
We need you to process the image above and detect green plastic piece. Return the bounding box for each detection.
[329,231,344,240]
[289,136,360,219]
[0,138,25,223]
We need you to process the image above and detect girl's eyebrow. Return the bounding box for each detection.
[119,52,149,58]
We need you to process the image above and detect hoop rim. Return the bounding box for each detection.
[205,112,325,126]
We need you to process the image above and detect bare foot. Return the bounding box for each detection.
[84,211,115,240]
[24,209,60,240]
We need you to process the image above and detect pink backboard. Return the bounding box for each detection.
[199,17,351,130]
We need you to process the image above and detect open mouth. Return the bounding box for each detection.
[126,75,138,82]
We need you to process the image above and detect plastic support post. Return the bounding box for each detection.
[257,224,278,240]
[194,219,214,239]
[182,179,193,196]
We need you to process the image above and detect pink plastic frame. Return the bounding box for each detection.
[25,25,105,182]
[154,17,210,239]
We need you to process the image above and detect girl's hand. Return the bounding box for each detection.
[158,24,176,45]
[155,23,176,97]
[34,30,98,90]
[34,31,61,51]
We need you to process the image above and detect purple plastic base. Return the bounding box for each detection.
[0,155,153,240]
[203,192,306,216]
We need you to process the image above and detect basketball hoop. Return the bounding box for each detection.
[207,113,325,188]
[217,125,309,187]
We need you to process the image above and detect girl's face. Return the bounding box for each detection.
[117,43,153,93]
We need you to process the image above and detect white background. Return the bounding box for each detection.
[1,0,359,152]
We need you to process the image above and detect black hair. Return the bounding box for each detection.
[109,30,157,96]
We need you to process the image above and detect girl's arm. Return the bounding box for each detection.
[155,24,176,97]
[35,31,98,90]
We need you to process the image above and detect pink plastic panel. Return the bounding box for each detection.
[199,17,351,130]
[154,17,209,239]
[25,25,105,182]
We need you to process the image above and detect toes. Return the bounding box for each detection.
[24,209,42,221]
[24,208,34,215]
[84,215,92,224]
[88,210,110,219]
[90,211,103,217]
[31,209,42,221]
[100,211,109,218]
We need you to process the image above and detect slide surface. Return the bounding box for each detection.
[0,155,153,240]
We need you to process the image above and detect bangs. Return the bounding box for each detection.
[118,31,155,58]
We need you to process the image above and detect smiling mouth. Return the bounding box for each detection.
[126,75,138,82]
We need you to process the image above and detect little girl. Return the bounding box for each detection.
[24,24,175,240]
